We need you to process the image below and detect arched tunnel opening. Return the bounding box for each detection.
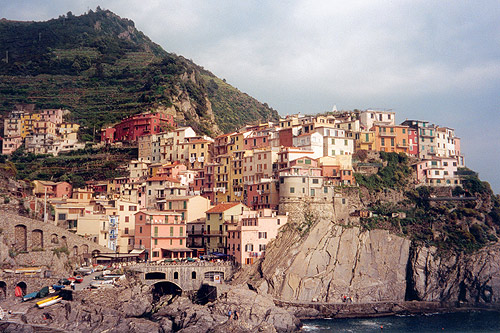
[152,281,182,304]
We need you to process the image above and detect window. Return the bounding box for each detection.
[245,243,254,251]
[139,227,143,233]
[129,206,137,211]
[170,227,174,236]
[153,251,159,257]
[305,159,311,165]
[381,138,385,146]
[311,189,315,196]
[180,239,183,245]
[154,226,158,237]
[443,162,448,166]
[259,244,267,251]
[58,213,67,221]
[290,187,295,193]
[174,272,179,279]
[192,271,197,279]
[258,232,267,239]
[344,140,348,145]
[180,227,183,236]
[124,228,129,234]
[324,187,328,193]
[120,205,124,211]
[312,178,319,184]
[391,138,395,146]
[154,239,158,245]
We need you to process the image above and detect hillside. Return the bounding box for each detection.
[0,8,279,138]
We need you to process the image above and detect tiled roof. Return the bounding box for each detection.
[206,202,241,213]
[146,176,180,183]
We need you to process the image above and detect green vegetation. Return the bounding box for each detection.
[0,8,278,138]
[354,158,499,253]
[52,246,70,258]
[10,146,136,184]
[354,152,412,191]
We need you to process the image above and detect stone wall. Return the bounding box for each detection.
[0,212,109,260]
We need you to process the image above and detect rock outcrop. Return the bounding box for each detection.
[259,221,411,303]
[253,208,500,308]
[408,244,500,304]
[16,275,300,332]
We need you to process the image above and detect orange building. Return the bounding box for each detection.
[372,124,410,154]
[134,211,192,261]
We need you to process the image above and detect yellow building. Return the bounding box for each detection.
[21,113,41,138]
[373,125,409,154]
[187,139,212,170]
[356,131,375,151]
[205,202,249,253]
[214,154,231,203]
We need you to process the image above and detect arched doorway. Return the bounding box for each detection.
[14,224,27,252]
[0,281,6,300]
[51,234,59,245]
[81,244,89,254]
[152,281,182,303]
[16,281,27,296]
[32,229,43,249]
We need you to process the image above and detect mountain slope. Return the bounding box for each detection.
[0,8,279,138]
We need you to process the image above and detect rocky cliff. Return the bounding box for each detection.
[251,204,500,308]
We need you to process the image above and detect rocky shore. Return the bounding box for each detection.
[0,273,301,333]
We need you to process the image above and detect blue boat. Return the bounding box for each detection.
[22,291,38,302]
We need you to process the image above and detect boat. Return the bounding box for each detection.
[37,296,62,308]
[90,279,114,288]
[75,275,84,283]
[14,267,42,274]
[22,291,38,302]
[36,296,60,307]
[52,284,65,291]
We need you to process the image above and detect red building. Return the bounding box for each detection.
[101,112,175,143]
[408,128,419,156]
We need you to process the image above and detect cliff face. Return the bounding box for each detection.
[255,203,500,307]
[408,245,500,304]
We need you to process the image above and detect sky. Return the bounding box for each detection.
[2,1,500,193]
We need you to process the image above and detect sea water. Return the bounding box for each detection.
[302,310,500,332]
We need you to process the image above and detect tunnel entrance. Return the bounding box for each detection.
[152,281,182,303]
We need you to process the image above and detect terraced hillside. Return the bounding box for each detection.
[0,8,279,138]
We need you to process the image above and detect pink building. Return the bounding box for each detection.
[40,109,66,124]
[134,211,191,261]
[2,135,23,155]
[242,129,271,150]
[226,209,287,265]
[156,162,187,178]
[415,157,461,186]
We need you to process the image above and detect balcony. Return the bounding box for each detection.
[379,132,396,137]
